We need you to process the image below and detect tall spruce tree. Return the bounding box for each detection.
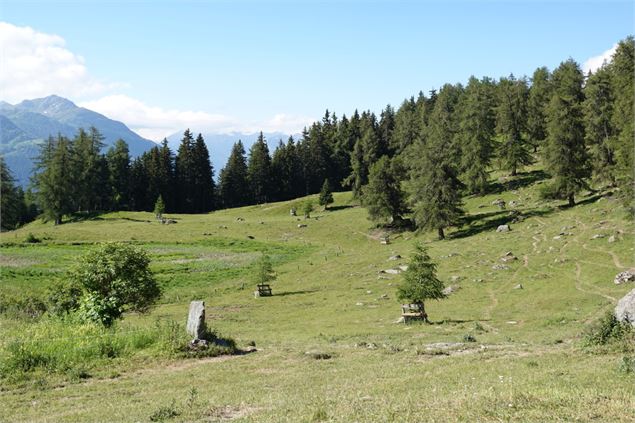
[318,178,334,210]
[457,76,496,194]
[247,132,272,204]
[74,127,107,211]
[409,84,464,239]
[174,129,195,212]
[106,139,131,210]
[362,156,406,224]
[129,157,149,211]
[583,65,616,185]
[544,59,589,206]
[608,36,635,213]
[219,140,250,208]
[192,133,215,212]
[32,134,76,224]
[527,67,552,152]
[496,75,532,175]
[271,137,303,201]
[1,157,27,230]
[391,97,419,155]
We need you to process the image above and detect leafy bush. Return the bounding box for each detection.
[618,356,635,374]
[47,279,83,316]
[0,293,47,320]
[24,232,41,243]
[584,311,634,350]
[149,400,180,422]
[68,243,161,326]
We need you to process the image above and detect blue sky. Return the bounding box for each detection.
[1,0,633,140]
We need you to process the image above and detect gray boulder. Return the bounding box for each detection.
[615,288,635,327]
[186,300,206,339]
[614,269,635,285]
[496,224,511,233]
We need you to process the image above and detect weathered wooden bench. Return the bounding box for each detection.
[401,303,427,323]
[254,283,272,298]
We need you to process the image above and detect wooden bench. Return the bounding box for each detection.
[254,283,272,298]
[401,303,427,323]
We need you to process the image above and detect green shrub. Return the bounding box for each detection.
[149,399,180,422]
[0,293,47,320]
[584,311,634,349]
[47,279,83,316]
[24,233,41,243]
[68,242,161,326]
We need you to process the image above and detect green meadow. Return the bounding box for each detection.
[1,168,634,422]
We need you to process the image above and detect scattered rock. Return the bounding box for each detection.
[509,200,518,207]
[188,338,209,351]
[473,278,484,283]
[388,255,401,261]
[492,199,506,209]
[305,350,332,360]
[492,264,510,270]
[496,225,511,233]
[553,235,562,240]
[442,285,460,295]
[247,235,255,239]
[366,290,373,294]
[591,233,606,239]
[614,269,635,285]
[236,217,245,221]
[290,208,297,216]
[218,225,228,229]
[162,218,177,225]
[356,302,364,306]
[615,288,635,327]
[450,275,462,282]
[608,235,617,243]
[297,224,307,228]
[382,268,401,275]
[513,284,523,290]
[186,300,206,339]
[500,252,517,262]
[398,265,409,272]
[377,294,389,300]
[506,321,518,325]
[554,258,567,264]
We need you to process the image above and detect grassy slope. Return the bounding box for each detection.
[1,168,634,422]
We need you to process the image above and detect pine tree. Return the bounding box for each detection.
[0,157,26,230]
[219,140,250,208]
[175,129,195,212]
[247,132,272,204]
[74,127,107,211]
[527,67,552,152]
[544,59,590,206]
[318,179,334,209]
[396,243,446,323]
[106,139,131,210]
[303,199,314,219]
[157,139,176,212]
[409,84,464,240]
[254,253,276,285]
[362,156,406,224]
[583,65,616,185]
[192,133,215,212]
[457,76,496,194]
[32,134,76,224]
[153,195,165,219]
[346,113,381,198]
[496,75,532,175]
[608,36,635,213]
[391,97,419,155]
[129,157,149,211]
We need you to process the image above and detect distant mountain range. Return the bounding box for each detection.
[165,130,299,174]
[0,95,299,187]
[0,95,157,186]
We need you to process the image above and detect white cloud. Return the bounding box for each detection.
[1,22,315,139]
[81,95,315,140]
[582,43,618,74]
[0,22,121,103]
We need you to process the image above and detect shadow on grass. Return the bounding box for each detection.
[484,169,550,194]
[66,211,105,222]
[449,207,555,239]
[326,205,356,212]
[274,289,318,297]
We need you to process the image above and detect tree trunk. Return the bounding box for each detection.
[54,216,61,225]
[568,194,575,207]
[418,301,430,323]
[438,227,445,240]
[511,166,517,177]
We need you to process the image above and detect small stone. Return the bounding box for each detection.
[591,234,606,239]
[398,265,409,272]
[553,235,562,240]
[450,275,462,282]
[513,284,523,290]
[492,264,510,270]
[366,290,372,294]
[297,224,307,228]
[614,269,635,285]
[383,268,400,275]
[496,225,511,233]
[388,255,401,261]
[608,235,617,243]
[442,285,460,295]
[356,302,364,306]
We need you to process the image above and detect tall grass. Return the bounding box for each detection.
[0,316,234,383]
